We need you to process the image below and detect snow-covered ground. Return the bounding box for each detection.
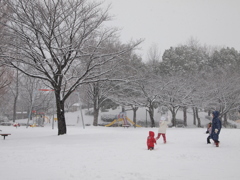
[1,108,240,180]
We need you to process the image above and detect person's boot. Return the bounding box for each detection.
[215,141,219,147]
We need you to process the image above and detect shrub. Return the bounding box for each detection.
[85,109,94,116]
[101,114,117,122]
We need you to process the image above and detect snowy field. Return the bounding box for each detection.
[1,108,240,180]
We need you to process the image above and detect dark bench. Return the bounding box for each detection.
[0,134,11,140]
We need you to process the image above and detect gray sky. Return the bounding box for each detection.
[100,0,240,60]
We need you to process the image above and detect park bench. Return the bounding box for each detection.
[0,133,11,140]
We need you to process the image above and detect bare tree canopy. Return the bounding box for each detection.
[0,0,141,135]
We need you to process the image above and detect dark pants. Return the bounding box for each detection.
[148,147,154,150]
[207,135,211,144]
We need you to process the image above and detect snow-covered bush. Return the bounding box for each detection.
[0,115,9,122]
[101,114,117,122]
[85,109,94,116]
[205,115,212,120]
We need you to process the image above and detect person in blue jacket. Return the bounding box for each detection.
[210,111,222,147]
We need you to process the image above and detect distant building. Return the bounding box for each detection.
[6,112,28,120]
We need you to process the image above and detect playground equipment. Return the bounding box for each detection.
[29,115,50,127]
[30,123,37,127]
[105,112,141,127]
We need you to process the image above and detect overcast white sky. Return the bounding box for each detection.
[99,0,240,61]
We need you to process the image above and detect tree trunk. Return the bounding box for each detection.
[29,91,35,120]
[183,106,187,127]
[195,108,201,127]
[208,110,211,116]
[172,111,176,126]
[55,91,66,135]
[223,113,227,127]
[148,106,155,127]
[13,95,18,122]
[92,82,100,126]
[13,69,19,122]
[132,106,138,128]
[93,107,99,126]
[170,107,177,127]
[93,90,100,126]
[192,107,196,125]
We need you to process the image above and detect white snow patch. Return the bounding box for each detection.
[1,108,239,180]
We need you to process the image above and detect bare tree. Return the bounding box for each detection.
[203,68,240,127]
[83,53,138,126]
[19,75,52,121]
[147,43,161,63]
[134,73,161,128]
[0,0,141,135]
[157,72,197,127]
[112,83,143,127]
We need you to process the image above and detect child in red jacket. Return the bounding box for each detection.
[147,131,157,150]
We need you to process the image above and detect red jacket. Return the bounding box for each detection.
[147,131,156,148]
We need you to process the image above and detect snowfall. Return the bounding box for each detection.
[1,107,240,180]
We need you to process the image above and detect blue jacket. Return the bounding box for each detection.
[210,111,222,141]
